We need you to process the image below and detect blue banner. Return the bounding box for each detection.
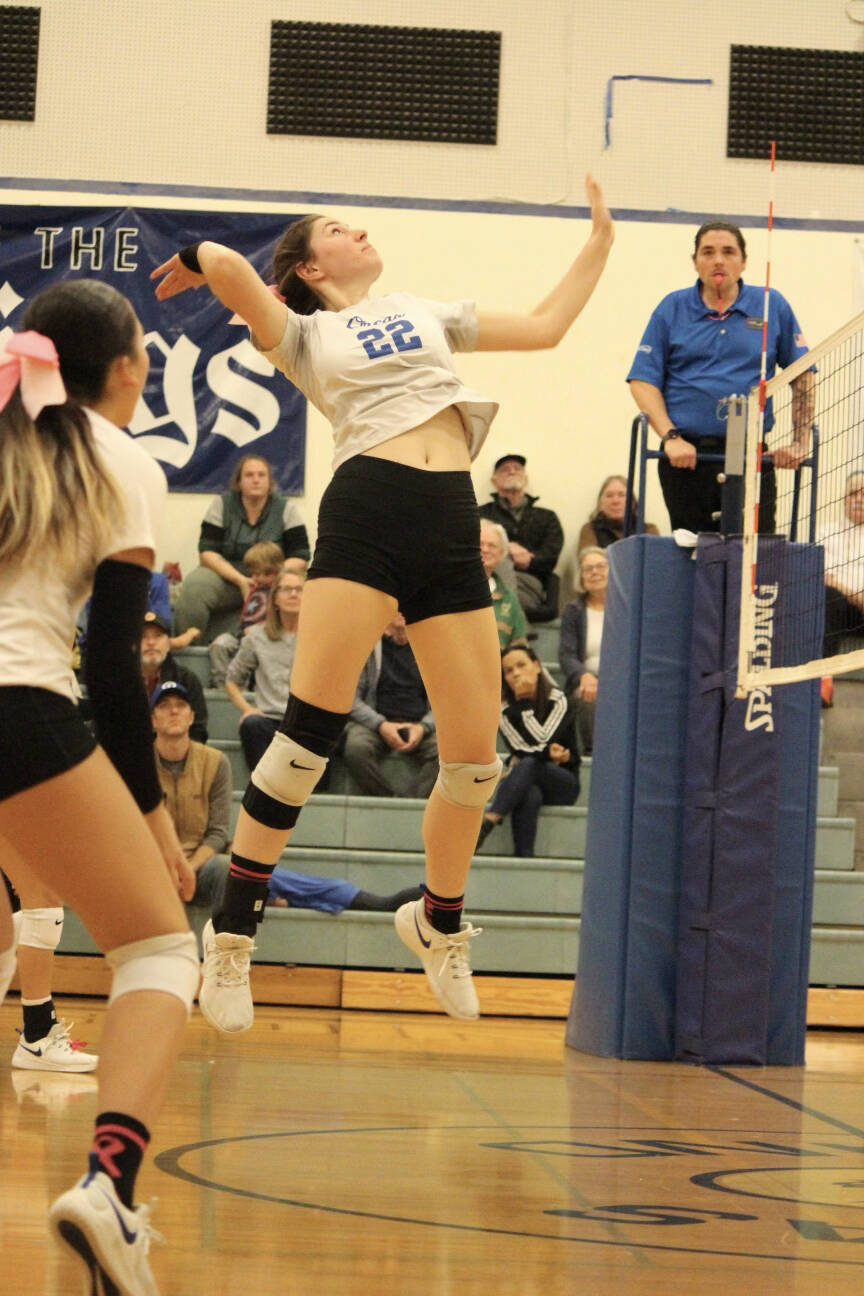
[0,205,307,492]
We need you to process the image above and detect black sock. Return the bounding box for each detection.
[422,885,464,935]
[349,885,424,913]
[89,1111,151,1209]
[22,996,57,1042]
[214,853,274,936]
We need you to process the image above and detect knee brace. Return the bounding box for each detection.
[107,930,200,1014]
[244,695,348,830]
[435,757,503,809]
[18,907,64,951]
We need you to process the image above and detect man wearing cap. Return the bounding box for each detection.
[140,611,208,742]
[479,455,564,615]
[152,681,231,908]
[151,682,422,917]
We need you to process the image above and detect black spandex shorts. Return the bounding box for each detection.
[0,687,97,803]
[307,456,493,625]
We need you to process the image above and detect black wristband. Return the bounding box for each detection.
[661,429,682,445]
[178,243,203,274]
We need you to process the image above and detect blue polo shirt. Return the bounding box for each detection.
[626,281,808,439]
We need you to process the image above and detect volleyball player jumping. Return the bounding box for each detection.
[152,176,613,1031]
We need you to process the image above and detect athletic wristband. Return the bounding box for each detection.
[178,243,203,274]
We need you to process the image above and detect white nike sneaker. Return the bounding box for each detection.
[199,919,255,1033]
[12,1020,98,1073]
[49,1170,162,1296]
[395,898,482,1020]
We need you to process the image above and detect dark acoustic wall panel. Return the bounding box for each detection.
[0,5,39,121]
[268,21,499,145]
[728,44,864,166]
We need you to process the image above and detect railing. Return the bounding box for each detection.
[624,411,819,541]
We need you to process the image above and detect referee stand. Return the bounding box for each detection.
[566,411,822,1064]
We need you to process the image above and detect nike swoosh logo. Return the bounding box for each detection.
[99,1189,138,1245]
[474,774,497,783]
[290,759,314,770]
[19,1043,43,1057]
[54,918,63,925]
[413,911,432,949]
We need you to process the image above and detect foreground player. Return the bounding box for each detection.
[0,281,199,1295]
[153,177,613,1030]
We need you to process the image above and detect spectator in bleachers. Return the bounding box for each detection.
[140,611,208,741]
[821,470,864,656]
[225,568,304,771]
[282,556,309,576]
[479,454,564,616]
[558,546,609,755]
[576,475,659,553]
[76,568,199,667]
[209,541,284,687]
[344,614,438,797]
[476,645,579,857]
[480,519,528,651]
[152,681,421,915]
[173,455,310,642]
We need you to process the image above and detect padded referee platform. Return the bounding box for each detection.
[566,535,822,1063]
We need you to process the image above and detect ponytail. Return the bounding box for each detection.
[0,388,123,573]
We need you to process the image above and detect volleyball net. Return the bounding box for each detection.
[736,309,864,693]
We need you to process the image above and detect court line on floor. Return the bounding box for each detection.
[154,1124,864,1266]
[710,1067,864,1140]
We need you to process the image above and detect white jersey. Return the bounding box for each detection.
[258,292,498,471]
[0,407,166,701]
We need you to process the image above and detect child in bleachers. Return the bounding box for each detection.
[209,542,283,686]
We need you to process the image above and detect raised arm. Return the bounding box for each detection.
[151,242,288,351]
[474,175,614,352]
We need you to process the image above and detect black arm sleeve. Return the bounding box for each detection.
[84,559,162,814]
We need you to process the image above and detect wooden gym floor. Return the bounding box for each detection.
[2,995,864,1296]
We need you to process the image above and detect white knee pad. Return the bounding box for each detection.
[107,931,200,1014]
[251,732,329,806]
[19,906,64,951]
[436,757,503,809]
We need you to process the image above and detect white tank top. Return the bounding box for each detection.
[0,408,166,700]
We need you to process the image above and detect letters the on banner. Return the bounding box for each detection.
[0,206,307,493]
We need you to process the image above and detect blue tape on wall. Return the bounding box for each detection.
[604,75,713,148]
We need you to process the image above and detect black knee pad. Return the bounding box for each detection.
[278,693,349,757]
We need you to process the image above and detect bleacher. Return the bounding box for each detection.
[54,623,864,1019]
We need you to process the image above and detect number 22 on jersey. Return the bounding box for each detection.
[357,320,421,360]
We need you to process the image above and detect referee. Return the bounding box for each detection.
[627,220,813,534]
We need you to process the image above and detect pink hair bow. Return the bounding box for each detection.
[229,282,285,326]
[0,330,67,418]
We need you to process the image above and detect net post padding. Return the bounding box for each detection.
[676,536,782,1065]
[569,535,818,1064]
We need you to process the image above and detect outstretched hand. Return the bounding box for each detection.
[585,174,613,240]
[151,254,206,300]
